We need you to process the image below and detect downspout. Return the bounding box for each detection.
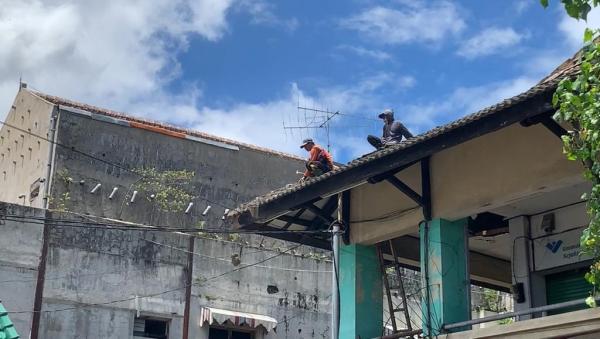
[31,105,60,339]
[42,105,60,209]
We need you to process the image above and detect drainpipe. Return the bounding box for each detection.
[332,223,340,339]
[331,194,342,339]
[42,106,60,209]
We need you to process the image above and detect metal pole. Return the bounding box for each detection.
[332,222,340,339]
[443,296,600,330]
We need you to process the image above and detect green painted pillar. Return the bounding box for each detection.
[420,218,470,337]
[339,244,383,339]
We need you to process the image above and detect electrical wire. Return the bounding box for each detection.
[6,242,302,315]
[141,238,332,273]
[0,118,234,211]
[2,214,332,235]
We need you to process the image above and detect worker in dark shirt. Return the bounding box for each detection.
[367,109,413,149]
[299,138,334,180]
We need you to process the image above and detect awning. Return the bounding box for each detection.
[199,307,277,332]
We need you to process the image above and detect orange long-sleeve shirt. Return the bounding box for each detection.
[304,145,334,177]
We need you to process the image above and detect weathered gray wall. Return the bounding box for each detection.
[50,108,304,228]
[0,203,332,338]
[0,91,332,338]
[0,89,54,208]
[39,210,187,339]
[190,236,331,339]
[0,203,45,337]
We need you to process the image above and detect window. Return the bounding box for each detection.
[209,327,254,339]
[133,316,169,339]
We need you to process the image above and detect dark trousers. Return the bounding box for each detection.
[367,135,383,149]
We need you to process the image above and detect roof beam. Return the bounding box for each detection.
[282,209,306,230]
[307,196,338,230]
[540,116,567,139]
[385,176,423,206]
[242,223,331,250]
[367,159,421,184]
[302,203,335,225]
[520,112,566,139]
[276,215,313,228]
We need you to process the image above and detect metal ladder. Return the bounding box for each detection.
[377,240,412,335]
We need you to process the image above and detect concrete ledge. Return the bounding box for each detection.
[440,307,600,339]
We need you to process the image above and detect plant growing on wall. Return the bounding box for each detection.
[133,168,195,213]
[49,192,71,212]
[541,0,600,307]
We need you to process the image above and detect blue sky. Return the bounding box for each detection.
[0,0,593,163]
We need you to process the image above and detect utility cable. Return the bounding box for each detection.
[2,214,331,235]
[0,119,234,211]
[6,242,301,315]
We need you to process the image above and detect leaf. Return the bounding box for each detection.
[540,0,549,8]
[581,3,593,20]
[586,295,597,308]
[585,28,595,43]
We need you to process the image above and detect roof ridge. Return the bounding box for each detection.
[28,90,303,161]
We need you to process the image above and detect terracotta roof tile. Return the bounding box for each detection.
[29,90,303,161]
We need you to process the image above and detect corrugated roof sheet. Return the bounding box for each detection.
[0,302,19,339]
[29,90,303,161]
[231,49,581,219]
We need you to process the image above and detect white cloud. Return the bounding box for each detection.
[457,27,526,59]
[335,45,391,61]
[559,7,600,49]
[514,0,533,15]
[0,0,235,120]
[401,76,538,134]
[237,0,299,32]
[340,1,465,45]
[170,73,412,159]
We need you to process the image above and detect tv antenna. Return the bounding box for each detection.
[283,104,340,152]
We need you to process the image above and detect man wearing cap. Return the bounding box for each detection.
[367,109,413,149]
[300,138,334,180]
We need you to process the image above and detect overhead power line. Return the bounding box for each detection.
[6,243,302,315]
[2,214,333,235]
[0,119,233,211]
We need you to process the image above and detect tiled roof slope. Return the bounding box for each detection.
[231,49,581,218]
[0,302,19,339]
[29,90,303,161]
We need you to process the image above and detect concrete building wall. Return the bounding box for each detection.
[0,203,45,337]
[49,108,304,228]
[0,90,332,338]
[510,202,590,319]
[0,89,55,208]
[0,203,332,338]
[189,236,331,339]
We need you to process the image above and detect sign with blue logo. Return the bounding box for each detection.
[533,227,590,271]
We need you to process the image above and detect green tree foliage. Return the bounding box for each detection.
[540,0,600,20]
[542,0,600,306]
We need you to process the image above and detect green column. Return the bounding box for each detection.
[339,244,383,339]
[420,218,470,337]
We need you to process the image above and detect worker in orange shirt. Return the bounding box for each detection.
[299,138,334,180]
